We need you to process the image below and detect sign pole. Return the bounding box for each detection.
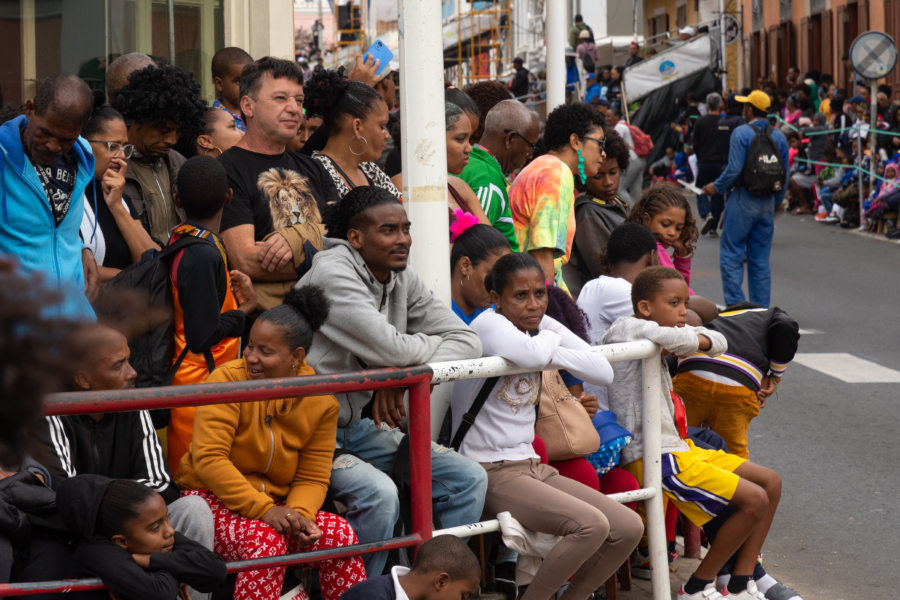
[848,31,898,230]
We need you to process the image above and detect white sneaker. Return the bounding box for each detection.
[727,580,767,600]
[677,583,725,599]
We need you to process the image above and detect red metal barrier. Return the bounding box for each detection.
[0,368,435,597]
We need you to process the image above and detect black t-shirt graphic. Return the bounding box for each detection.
[34,153,77,225]
[218,147,337,239]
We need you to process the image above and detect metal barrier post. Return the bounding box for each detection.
[408,378,434,547]
[641,352,671,599]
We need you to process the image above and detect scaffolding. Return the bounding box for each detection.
[447,0,513,88]
[334,0,367,52]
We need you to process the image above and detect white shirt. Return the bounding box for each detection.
[577,275,634,345]
[450,309,614,463]
[577,275,634,410]
[390,566,411,600]
[614,121,638,161]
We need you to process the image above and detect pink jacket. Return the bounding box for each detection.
[657,241,694,295]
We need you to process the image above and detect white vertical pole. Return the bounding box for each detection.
[719,0,728,89]
[546,0,567,111]
[641,352,671,600]
[398,0,450,302]
[397,1,452,439]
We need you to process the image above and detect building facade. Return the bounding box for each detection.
[742,0,899,95]
[0,0,293,108]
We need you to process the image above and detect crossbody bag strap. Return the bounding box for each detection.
[450,376,500,452]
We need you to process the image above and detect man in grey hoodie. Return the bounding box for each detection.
[299,186,486,576]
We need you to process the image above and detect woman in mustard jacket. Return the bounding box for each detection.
[176,286,366,600]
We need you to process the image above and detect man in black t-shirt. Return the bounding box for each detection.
[219,57,338,310]
[691,92,726,235]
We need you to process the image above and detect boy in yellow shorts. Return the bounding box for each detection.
[602,266,787,600]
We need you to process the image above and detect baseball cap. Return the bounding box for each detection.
[586,71,597,80]
[579,30,591,39]
[734,89,771,112]
[849,95,866,104]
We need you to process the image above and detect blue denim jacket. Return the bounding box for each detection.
[713,119,791,205]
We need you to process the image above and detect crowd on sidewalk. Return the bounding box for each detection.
[0,17,824,600]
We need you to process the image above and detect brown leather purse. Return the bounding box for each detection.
[535,370,601,461]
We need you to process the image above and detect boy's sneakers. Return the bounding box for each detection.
[762,582,803,600]
[677,583,724,599]
[630,548,652,580]
[725,580,771,600]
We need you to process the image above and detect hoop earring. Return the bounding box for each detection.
[349,135,369,156]
[213,146,224,156]
[576,148,587,185]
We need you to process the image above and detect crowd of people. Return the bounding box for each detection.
[0,29,817,600]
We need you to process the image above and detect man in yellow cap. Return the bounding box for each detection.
[702,89,789,308]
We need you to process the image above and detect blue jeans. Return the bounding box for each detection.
[719,190,775,307]
[330,418,487,576]
[696,162,725,222]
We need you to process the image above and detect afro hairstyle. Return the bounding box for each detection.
[112,64,206,128]
[543,102,606,152]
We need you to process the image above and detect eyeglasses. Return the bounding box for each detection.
[504,129,537,151]
[87,140,135,159]
[581,135,607,153]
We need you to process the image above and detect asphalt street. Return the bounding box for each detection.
[685,211,900,600]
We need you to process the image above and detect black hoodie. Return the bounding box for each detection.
[56,475,226,600]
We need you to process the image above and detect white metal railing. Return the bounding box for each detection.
[429,340,670,600]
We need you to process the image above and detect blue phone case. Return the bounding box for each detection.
[364,40,394,78]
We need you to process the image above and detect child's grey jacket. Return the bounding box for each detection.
[602,316,727,464]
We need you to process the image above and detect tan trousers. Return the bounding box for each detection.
[482,458,644,600]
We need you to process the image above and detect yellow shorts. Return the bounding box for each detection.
[623,439,746,526]
[673,371,760,459]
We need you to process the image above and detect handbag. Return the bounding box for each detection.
[534,370,601,461]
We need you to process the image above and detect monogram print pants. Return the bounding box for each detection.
[184,490,366,600]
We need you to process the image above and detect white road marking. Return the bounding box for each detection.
[793,353,900,382]
[798,328,823,335]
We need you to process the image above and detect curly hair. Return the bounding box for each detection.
[303,66,382,136]
[545,285,590,342]
[463,80,513,142]
[543,102,606,152]
[324,185,402,240]
[625,184,698,254]
[257,285,330,352]
[112,64,205,128]
[602,127,630,172]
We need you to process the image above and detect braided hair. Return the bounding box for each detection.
[303,66,382,136]
[324,185,402,241]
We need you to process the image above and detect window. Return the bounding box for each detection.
[0,0,223,108]
[676,4,687,29]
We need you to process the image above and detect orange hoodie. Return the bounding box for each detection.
[176,358,339,521]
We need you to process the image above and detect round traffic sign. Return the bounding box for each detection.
[850,31,898,80]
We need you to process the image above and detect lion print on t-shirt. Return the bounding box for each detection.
[257,167,323,229]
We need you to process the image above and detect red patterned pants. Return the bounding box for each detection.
[185,490,366,600]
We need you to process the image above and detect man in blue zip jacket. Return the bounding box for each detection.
[0,73,97,320]
[703,90,789,308]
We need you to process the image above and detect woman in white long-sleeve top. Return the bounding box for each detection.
[450,253,643,600]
